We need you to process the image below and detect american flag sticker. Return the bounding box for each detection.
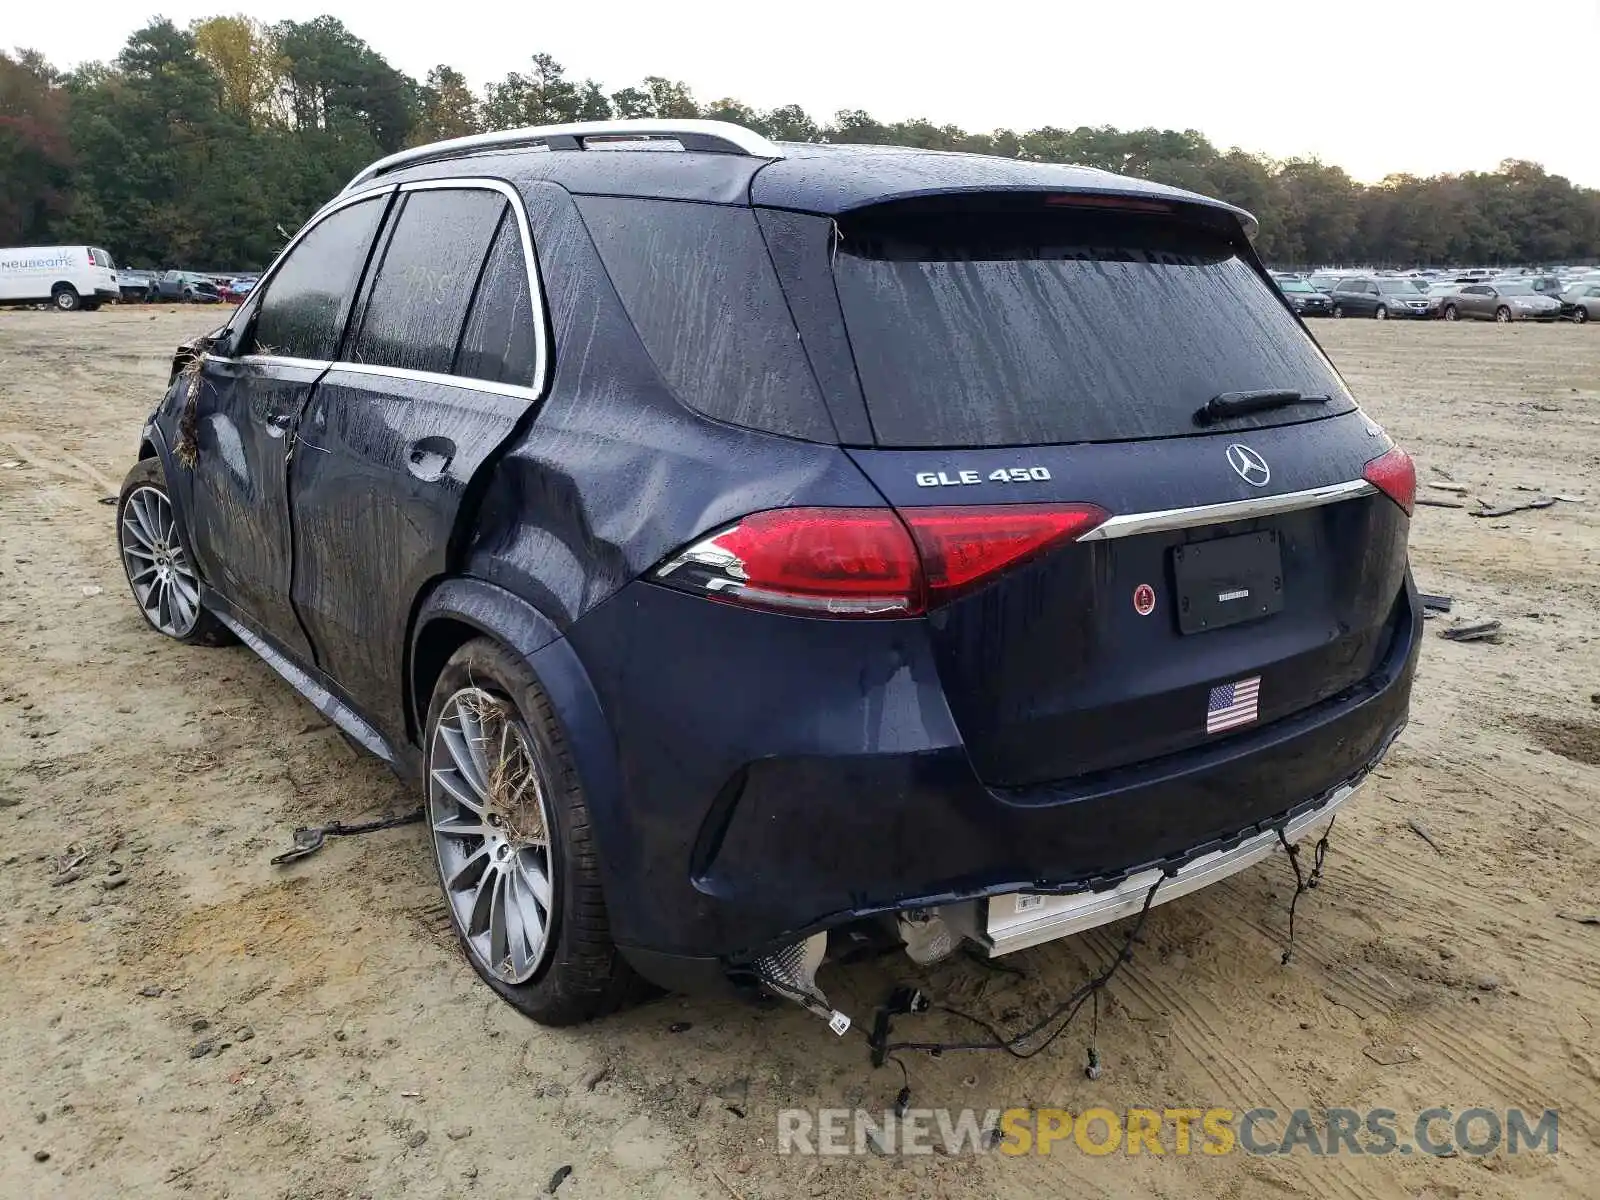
[1206,676,1261,734]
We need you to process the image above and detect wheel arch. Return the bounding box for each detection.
[407,576,635,909]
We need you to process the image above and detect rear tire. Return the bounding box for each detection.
[52,285,80,312]
[424,638,651,1025]
[1495,306,1512,323]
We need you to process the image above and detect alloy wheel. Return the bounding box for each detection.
[429,688,557,985]
[1495,308,1511,323]
[119,485,200,637]
[1375,306,1388,320]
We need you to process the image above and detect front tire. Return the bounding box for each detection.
[1332,304,1344,318]
[116,459,231,645]
[52,285,80,312]
[1375,305,1389,320]
[1495,306,1512,323]
[1442,304,1459,321]
[1574,307,1589,324]
[425,638,648,1025]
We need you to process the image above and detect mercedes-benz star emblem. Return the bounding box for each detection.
[1226,443,1271,487]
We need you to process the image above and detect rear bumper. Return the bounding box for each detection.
[567,578,1421,989]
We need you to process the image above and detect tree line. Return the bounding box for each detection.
[4,16,1598,271]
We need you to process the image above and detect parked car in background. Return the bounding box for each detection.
[0,245,120,311]
[1306,272,1345,293]
[1558,283,1600,323]
[1276,276,1333,316]
[1438,281,1562,322]
[115,118,1418,1026]
[1330,277,1432,319]
[154,271,223,303]
[118,269,157,302]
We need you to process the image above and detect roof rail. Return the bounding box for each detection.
[344,119,784,192]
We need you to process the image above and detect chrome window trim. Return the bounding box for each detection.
[382,177,548,399]
[232,178,549,404]
[325,360,538,402]
[1077,479,1378,541]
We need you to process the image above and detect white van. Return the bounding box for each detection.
[0,245,121,311]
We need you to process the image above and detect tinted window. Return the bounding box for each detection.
[351,189,506,374]
[832,210,1353,447]
[577,196,834,441]
[454,208,539,387]
[1334,279,1365,293]
[253,197,385,360]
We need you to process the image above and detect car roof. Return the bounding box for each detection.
[346,119,1258,236]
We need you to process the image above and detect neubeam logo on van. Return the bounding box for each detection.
[1,254,75,272]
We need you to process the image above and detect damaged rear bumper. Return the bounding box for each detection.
[570,582,1419,995]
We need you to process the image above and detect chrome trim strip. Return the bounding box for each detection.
[388,177,548,399]
[1078,479,1377,541]
[344,119,785,192]
[981,779,1364,956]
[327,360,537,402]
[219,178,549,403]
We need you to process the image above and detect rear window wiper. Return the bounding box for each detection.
[1193,390,1332,427]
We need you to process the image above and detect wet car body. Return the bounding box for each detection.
[125,121,1420,1015]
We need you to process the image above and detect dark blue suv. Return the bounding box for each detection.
[117,120,1420,1026]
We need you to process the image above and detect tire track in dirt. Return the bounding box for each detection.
[0,430,120,495]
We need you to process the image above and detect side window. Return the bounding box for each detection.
[576,195,834,441]
[253,197,385,360]
[454,208,539,387]
[350,188,505,375]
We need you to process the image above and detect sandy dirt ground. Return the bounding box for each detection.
[1,307,1597,1200]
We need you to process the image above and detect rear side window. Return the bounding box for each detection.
[454,209,539,387]
[352,188,506,375]
[253,196,386,360]
[832,210,1354,447]
[577,196,834,441]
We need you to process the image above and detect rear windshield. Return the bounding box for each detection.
[832,211,1353,447]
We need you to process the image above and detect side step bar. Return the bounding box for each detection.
[209,604,397,766]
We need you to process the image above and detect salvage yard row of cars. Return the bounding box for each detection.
[1274,266,1600,322]
[114,268,258,304]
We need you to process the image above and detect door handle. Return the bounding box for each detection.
[405,436,455,482]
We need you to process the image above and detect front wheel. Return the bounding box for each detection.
[1331,305,1344,318]
[1574,307,1590,324]
[52,285,80,312]
[1495,306,1512,323]
[1442,304,1459,321]
[425,638,649,1025]
[1374,305,1389,320]
[116,459,231,645]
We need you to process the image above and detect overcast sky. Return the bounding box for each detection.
[12,2,1600,186]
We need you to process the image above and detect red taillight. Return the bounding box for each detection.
[652,503,1108,618]
[1363,446,1416,516]
[902,505,1109,601]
